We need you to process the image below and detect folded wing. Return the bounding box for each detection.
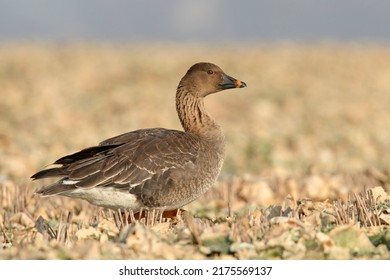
[32,128,200,197]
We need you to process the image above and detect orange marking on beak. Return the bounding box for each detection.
[235,80,242,88]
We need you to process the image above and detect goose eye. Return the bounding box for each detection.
[207,70,214,75]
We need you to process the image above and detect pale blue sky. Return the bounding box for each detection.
[1,0,389,42]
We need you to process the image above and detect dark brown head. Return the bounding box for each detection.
[179,62,247,97]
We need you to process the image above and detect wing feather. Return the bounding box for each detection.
[33,128,200,196]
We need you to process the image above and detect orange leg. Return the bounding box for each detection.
[130,208,187,222]
[161,209,188,219]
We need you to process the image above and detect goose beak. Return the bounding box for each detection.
[219,73,247,90]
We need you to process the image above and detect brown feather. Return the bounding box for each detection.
[75,172,109,189]
[35,181,76,196]
[54,144,120,164]
[69,160,105,180]
[31,167,68,180]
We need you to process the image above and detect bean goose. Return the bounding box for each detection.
[31,62,246,217]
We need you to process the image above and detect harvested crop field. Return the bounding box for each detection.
[1,43,390,259]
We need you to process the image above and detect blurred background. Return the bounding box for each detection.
[1,0,390,43]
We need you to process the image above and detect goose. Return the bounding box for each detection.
[31,62,246,218]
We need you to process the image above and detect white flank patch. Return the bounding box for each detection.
[64,187,141,210]
[62,179,80,185]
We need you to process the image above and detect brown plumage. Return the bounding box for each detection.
[31,62,246,213]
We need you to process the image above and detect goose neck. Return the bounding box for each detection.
[176,88,222,138]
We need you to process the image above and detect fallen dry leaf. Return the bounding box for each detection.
[9,213,35,228]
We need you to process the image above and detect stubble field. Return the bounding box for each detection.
[0,43,389,259]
